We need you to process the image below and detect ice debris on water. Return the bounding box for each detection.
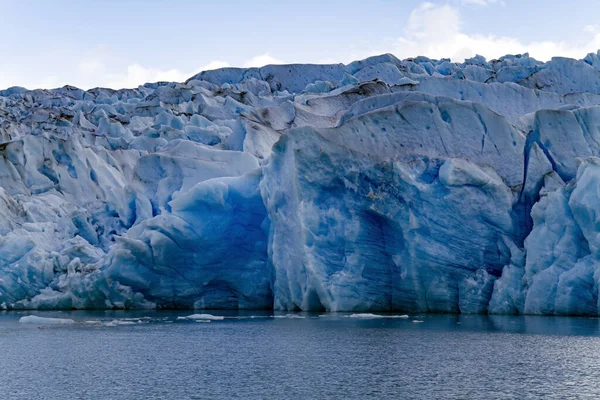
[19,316,75,325]
[177,314,225,321]
[349,313,409,319]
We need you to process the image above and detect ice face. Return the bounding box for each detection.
[261,129,516,312]
[3,52,600,314]
[102,170,272,309]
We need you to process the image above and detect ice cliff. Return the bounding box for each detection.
[3,51,600,314]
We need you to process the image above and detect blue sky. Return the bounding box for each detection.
[1,0,600,89]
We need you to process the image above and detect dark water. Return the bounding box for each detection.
[1,311,600,399]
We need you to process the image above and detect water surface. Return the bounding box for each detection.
[1,311,599,399]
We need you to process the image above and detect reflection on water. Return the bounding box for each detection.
[3,310,600,335]
[1,311,599,399]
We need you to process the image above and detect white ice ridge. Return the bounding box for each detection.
[3,51,600,314]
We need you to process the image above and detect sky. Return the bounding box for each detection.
[1,0,600,90]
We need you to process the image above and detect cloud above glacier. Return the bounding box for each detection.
[243,54,285,68]
[1,1,600,90]
[385,2,600,62]
[0,52,286,91]
[461,0,505,6]
[81,60,231,90]
[95,54,283,89]
[78,53,284,89]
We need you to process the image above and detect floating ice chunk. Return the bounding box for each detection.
[177,314,225,321]
[349,313,385,319]
[349,313,409,319]
[273,314,306,319]
[19,316,75,325]
[105,320,137,326]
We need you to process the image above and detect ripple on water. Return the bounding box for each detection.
[2,313,600,399]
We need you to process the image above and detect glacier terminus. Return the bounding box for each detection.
[3,52,600,315]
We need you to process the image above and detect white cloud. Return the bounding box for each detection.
[243,53,284,67]
[62,52,284,90]
[4,2,599,91]
[104,65,195,89]
[405,3,461,43]
[201,60,232,71]
[80,54,282,89]
[72,49,234,89]
[382,2,600,62]
[99,61,231,89]
[0,46,278,90]
[0,68,61,92]
[461,0,503,6]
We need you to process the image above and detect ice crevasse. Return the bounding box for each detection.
[3,52,600,314]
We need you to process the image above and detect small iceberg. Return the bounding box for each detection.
[177,314,225,321]
[274,314,306,319]
[349,313,410,319]
[104,320,137,326]
[350,313,385,319]
[19,316,75,325]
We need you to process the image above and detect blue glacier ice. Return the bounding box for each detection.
[3,52,600,314]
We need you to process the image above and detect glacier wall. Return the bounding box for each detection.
[3,51,600,314]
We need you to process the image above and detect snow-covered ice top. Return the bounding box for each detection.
[3,51,600,315]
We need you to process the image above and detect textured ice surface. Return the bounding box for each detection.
[3,52,600,314]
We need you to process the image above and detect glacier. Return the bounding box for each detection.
[3,51,600,314]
